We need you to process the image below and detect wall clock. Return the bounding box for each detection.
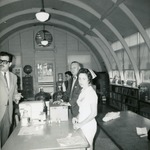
[35,30,53,47]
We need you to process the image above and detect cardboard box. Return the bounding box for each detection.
[19,101,49,120]
[49,103,68,122]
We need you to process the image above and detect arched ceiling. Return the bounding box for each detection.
[0,0,150,80]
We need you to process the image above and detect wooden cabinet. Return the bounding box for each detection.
[109,84,139,112]
[22,76,34,98]
[109,84,123,110]
[93,72,109,104]
[138,100,150,119]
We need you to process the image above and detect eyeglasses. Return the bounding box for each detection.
[0,60,10,64]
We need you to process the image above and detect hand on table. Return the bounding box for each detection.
[53,100,61,105]
[60,102,70,106]
[14,93,23,104]
[72,117,78,124]
[72,117,82,130]
[73,122,82,130]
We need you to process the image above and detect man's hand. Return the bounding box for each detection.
[14,93,23,104]
[53,100,61,105]
[60,102,70,106]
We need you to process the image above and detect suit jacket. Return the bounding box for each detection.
[63,77,82,117]
[0,71,18,123]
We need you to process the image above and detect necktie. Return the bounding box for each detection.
[70,77,76,98]
[4,72,8,88]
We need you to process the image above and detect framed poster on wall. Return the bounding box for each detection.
[37,62,54,83]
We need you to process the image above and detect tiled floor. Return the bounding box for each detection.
[93,104,120,150]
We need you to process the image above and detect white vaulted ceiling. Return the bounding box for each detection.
[0,0,150,79]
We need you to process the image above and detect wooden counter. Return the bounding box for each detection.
[97,111,150,150]
[2,120,89,150]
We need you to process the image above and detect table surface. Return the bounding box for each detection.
[2,120,89,150]
[97,111,150,150]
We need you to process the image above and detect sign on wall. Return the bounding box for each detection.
[37,62,54,83]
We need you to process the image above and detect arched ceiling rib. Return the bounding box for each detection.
[0,0,150,76]
[119,3,150,51]
[86,35,111,72]
[103,19,140,83]
[0,6,121,74]
[0,19,106,71]
[60,0,123,73]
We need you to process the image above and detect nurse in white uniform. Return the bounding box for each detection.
[72,68,98,150]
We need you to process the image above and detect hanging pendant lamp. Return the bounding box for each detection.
[41,25,48,46]
[41,32,49,46]
[35,0,50,22]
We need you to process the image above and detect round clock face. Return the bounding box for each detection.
[35,30,53,47]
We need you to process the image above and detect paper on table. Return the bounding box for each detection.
[57,135,86,146]
[136,127,148,137]
[18,125,44,135]
[102,112,120,122]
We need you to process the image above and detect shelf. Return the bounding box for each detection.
[109,84,139,112]
[109,84,150,119]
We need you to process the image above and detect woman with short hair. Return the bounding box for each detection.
[72,68,98,150]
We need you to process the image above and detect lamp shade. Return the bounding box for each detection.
[35,30,53,47]
[35,9,49,22]
[41,39,48,46]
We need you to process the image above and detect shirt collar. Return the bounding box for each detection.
[1,71,9,75]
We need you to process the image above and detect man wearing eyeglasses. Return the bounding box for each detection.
[0,51,22,148]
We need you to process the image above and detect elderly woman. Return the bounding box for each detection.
[72,68,98,150]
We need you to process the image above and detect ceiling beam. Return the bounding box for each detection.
[0,8,118,74]
[119,3,150,52]
[0,19,110,72]
[61,0,141,83]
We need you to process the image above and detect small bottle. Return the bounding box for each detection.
[102,95,106,104]
[21,111,29,126]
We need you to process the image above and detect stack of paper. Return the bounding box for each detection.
[57,135,85,146]
[136,127,148,137]
[102,112,120,122]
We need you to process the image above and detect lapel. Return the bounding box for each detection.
[0,72,5,84]
[0,72,9,88]
[0,72,10,93]
[67,77,73,91]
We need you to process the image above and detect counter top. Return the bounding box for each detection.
[2,119,89,150]
[97,111,150,150]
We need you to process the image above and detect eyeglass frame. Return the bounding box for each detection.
[0,59,11,64]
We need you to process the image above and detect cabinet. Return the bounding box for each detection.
[93,72,109,104]
[22,76,34,98]
[138,100,150,119]
[109,84,139,112]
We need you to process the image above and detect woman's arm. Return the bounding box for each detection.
[73,101,97,130]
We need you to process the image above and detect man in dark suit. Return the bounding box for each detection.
[62,61,82,117]
[64,71,73,90]
[0,51,22,148]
